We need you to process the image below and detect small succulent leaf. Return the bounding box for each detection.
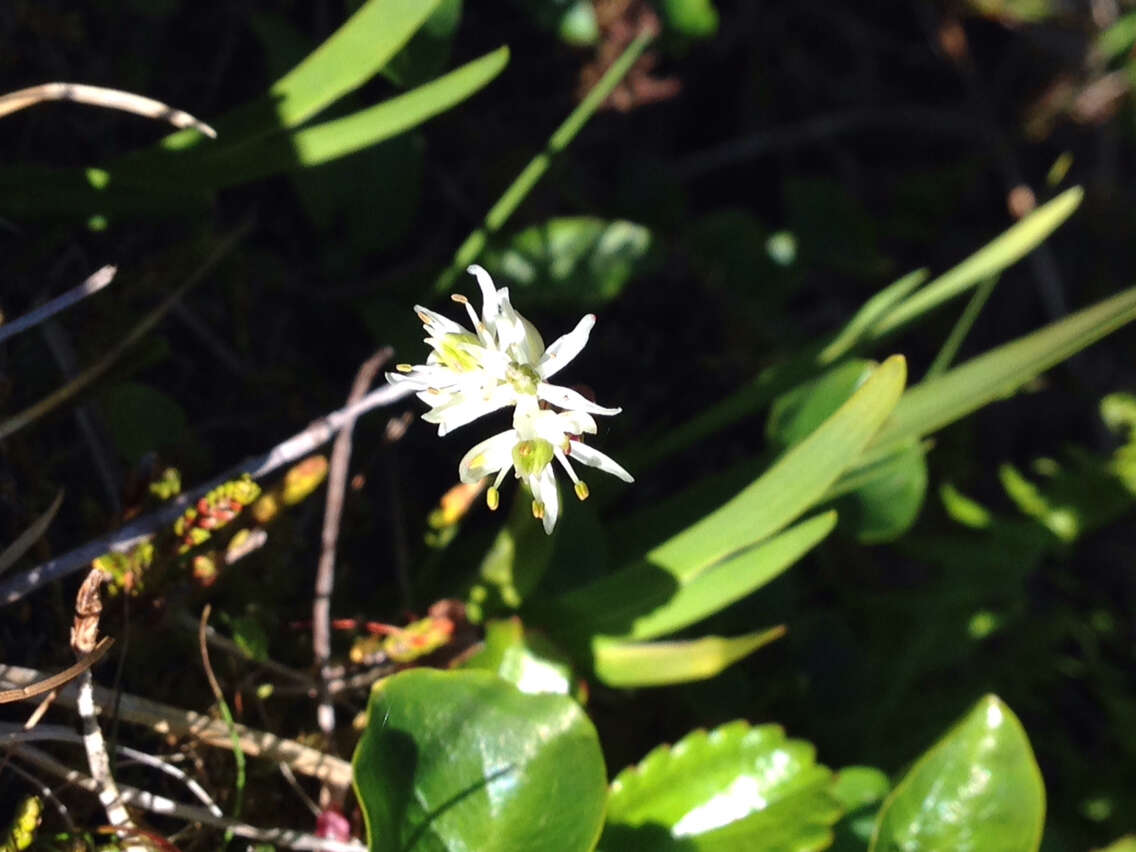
[869,694,1045,852]
[601,721,838,851]
[353,669,606,852]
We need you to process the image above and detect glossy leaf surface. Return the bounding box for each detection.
[354,669,606,852]
[463,617,576,697]
[593,627,785,687]
[870,694,1045,852]
[484,217,654,309]
[601,721,838,851]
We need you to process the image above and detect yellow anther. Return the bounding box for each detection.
[574,481,590,501]
[531,500,545,520]
[395,363,413,373]
[487,486,500,511]
[451,294,469,304]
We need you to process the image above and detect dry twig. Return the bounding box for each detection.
[0,266,116,345]
[0,83,216,137]
[9,744,363,852]
[314,348,391,783]
[0,380,415,605]
[0,663,353,788]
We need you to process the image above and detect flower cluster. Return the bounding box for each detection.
[387,265,632,533]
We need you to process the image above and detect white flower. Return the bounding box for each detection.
[458,402,634,534]
[386,265,620,436]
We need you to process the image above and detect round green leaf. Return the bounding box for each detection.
[100,381,188,464]
[602,721,837,850]
[870,694,1045,852]
[463,617,578,698]
[485,217,654,309]
[353,669,606,852]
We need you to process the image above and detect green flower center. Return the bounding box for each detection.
[506,362,541,395]
[436,333,484,371]
[512,438,554,477]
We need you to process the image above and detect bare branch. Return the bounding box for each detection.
[0,662,353,789]
[0,266,116,345]
[0,380,415,605]
[314,348,391,784]
[0,83,216,137]
[9,745,364,852]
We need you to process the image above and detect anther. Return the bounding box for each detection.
[395,364,413,373]
[486,487,500,511]
[574,481,590,501]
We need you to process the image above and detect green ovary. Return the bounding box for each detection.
[506,362,541,395]
[436,333,484,371]
[513,438,554,477]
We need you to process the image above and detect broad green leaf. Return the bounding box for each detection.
[382,0,463,89]
[661,0,720,38]
[593,627,785,687]
[860,285,1136,466]
[101,381,189,464]
[463,617,577,697]
[509,0,599,46]
[484,217,654,309]
[869,187,1082,338]
[829,768,891,852]
[159,0,445,150]
[766,360,874,450]
[467,484,557,619]
[835,443,927,543]
[650,355,906,576]
[870,695,1045,852]
[556,512,835,642]
[600,721,837,851]
[193,47,509,187]
[1094,837,1136,852]
[354,669,606,852]
[830,767,890,812]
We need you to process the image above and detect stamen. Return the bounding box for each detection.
[574,481,590,501]
[531,500,545,520]
[451,294,469,304]
[416,311,431,325]
[395,363,413,373]
[486,486,500,511]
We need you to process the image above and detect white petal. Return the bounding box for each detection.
[538,314,595,379]
[422,385,517,435]
[535,465,560,534]
[552,409,598,436]
[537,383,622,416]
[413,305,469,337]
[459,430,517,483]
[466,265,500,332]
[569,441,634,483]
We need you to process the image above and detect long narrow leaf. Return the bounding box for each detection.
[869,187,1082,338]
[593,627,786,687]
[649,355,906,576]
[435,29,654,293]
[862,285,1136,464]
[158,0,444,151]
[556,512,836,642]
[195,47,509,188]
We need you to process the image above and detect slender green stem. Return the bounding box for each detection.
[199,605,246,843]
[435,29,654,294]
[926,274,999,380]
